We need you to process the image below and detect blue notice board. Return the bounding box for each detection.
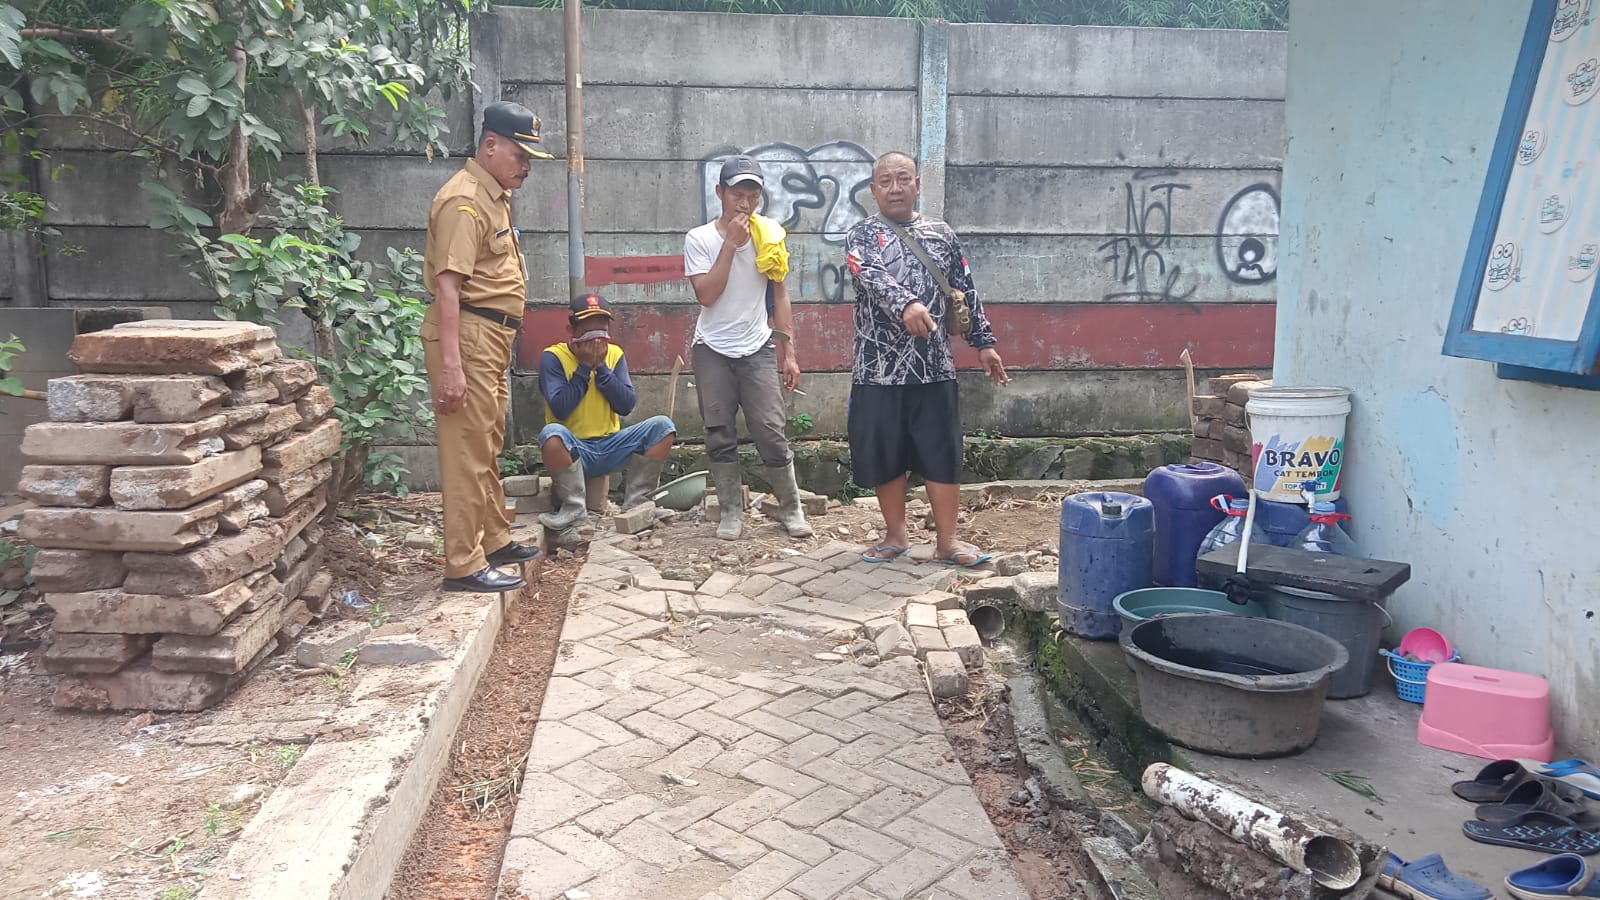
[1445,0,1600,378]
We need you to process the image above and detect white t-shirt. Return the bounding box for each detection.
[683,221,772,358]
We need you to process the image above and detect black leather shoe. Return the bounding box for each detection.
[441,566,526,593]
[486,541,543,566]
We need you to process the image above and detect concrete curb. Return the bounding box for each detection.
[1004,674,1091,808]
[200,577,530,900]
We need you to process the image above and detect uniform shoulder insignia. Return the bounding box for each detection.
[455,204,479,218]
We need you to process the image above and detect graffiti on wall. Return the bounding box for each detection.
[1096,171,1280,301]
[1216,184,1280,285]
[699,141,875,246]
[1098,170,1197,302]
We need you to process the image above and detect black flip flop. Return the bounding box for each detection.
[1463,811,1600,855]
[1454,759,1533,803]
[1477,779,1592,825]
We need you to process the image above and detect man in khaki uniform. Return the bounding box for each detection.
[421,101,551,593]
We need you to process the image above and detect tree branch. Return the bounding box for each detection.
[5,112,211,175]
[20,26,119,41]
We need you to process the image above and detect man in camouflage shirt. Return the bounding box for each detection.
[844,151,1009,567]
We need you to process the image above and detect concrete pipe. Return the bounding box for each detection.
[1142,763,1361,891]
[967,604,1005,640]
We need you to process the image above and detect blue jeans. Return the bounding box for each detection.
[539,415,676,476]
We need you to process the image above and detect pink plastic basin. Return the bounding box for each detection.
[1397,627,1454,664]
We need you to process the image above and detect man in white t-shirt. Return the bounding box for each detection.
[683,156,812,541]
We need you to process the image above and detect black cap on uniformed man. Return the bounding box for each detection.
[481,100,554,159]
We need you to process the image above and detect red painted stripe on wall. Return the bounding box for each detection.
[586,254,686,287]
[517,302,1274,376]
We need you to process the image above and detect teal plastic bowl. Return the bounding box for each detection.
[1113,587,1269,668]
[651,470,709,512]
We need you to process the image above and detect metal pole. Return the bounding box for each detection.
[564,0,586,301]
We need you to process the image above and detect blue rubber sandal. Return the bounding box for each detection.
[861,542,909,564]
[1379,853,1492,900]
[1506,853,1600,898]
[1463,811,1600,855]
[936,545,992,567]
[1520,758,1600,801]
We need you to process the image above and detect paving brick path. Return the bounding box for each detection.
[496,537,1032,900]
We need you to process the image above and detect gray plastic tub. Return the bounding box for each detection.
[1265,585,1386,700]
[1126,613,1349,758]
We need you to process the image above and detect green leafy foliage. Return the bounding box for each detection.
[0,333,23,396]
[785,411,815,437]
[1,0,483,177]
[3,0,485,495]
[149,181,433,496]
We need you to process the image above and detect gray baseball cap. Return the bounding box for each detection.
[719,155,764,188]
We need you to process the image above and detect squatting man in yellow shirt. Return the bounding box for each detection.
[537,293,678,529]
[421,100,549,594]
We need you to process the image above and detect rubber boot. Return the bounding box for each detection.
[765,461,814,538]
[539,458,588,530]
[621,454,665,510]
[710,461,744,541]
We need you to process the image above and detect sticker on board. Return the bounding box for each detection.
[1568,242,1600,281]
[1485,241,1521,291]
[1567,57,1600,104]
[1552,0,1590,42]
[1539,192,1574,233]
[1518,126,1548,164]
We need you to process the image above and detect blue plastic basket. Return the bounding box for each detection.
[1381,648,1461,704]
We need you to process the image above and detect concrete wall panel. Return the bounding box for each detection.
[947,166,1281,236]
[496,7,920,90]
[523,232,1277,307]
[508,368,1221,444]
[48,228,213,302]
[949,24,1287,99]
[949,96,1284,168]
[501,83,917,162]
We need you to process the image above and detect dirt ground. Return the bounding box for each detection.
[0,495,458,899]
[622,492,1066,574]
[0,488,1080,899]
[937,671,1100,900]
[387,557,574,900]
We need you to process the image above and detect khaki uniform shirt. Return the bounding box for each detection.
[423,158,528,317]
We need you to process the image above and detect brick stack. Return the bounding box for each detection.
[1190,372,1272,480]
[13,321,340,712]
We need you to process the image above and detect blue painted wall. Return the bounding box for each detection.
[1278,0,1600,754]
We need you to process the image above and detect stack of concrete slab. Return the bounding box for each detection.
[13,320,341,712]
[1190,373,1270,479]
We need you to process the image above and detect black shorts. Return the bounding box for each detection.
[848,380,962,488]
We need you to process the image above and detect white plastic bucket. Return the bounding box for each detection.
[1246,387,1351,502]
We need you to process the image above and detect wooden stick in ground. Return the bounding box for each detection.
[666,354,684,420]
[1179,348,1197,428]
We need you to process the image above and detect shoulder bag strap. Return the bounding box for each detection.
[877,215,955,299]
[875,216,971,335]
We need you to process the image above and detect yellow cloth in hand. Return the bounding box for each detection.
[750,213,790,282]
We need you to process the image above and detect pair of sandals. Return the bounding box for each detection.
[1388,852,1600,900]
[1378,760,1600,900]
[1452,759,1600,856]
[861,542,992,567]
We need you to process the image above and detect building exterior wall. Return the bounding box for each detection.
[1276,0,1600,753]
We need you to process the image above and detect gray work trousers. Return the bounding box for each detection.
[692,342,792,467]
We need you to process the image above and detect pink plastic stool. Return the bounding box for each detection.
[1417,662,1554,761]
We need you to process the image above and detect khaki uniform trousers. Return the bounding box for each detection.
[422,307,517,578]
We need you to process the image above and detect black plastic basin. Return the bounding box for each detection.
[1126,613,1349,758]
